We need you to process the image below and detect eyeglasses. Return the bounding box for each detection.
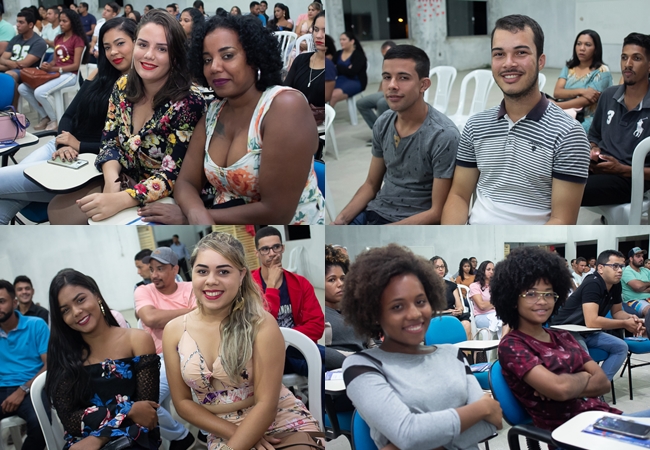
[257,243,284,255]
[519,291,559,303]
[602,263,625,270]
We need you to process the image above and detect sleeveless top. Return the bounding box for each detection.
[203,85,325,224]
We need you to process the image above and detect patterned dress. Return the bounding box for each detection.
[96,75,205,205]
[559,65,612,133]
[52,354,161,450]
[177,315,319,450]
[203,85,325,224]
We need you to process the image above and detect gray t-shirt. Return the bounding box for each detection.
[7,33,47,65]
[367,104,459,222]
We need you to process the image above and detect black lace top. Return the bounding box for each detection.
[52,354,161,450]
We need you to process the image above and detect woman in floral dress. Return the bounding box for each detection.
[49,10,204,224]
[46,269,160,450]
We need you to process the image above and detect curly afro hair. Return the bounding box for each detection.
[491,247,572,330]
[189,13,282,90]
[325,244,349,274]
[341,244,446,340]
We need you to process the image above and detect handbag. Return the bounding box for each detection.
[272,431,325,450]
[20,67,60,90]
[0,106,29,142]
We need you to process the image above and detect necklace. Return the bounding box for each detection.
[308,66,324,88]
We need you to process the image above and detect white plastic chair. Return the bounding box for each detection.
[49,46,87,123]
[447,69,495,131]
[0,416,26,450]
[293,33,315,56]
[583,136,650,224]
[456,284,469,314]
[465,292,492,341]
[324,104,339,160]
[423,66,457,114]
[279,328,323,431]
[347,94,360,126]
[274,31,297,70]
[538,72,546,91]
[31,372,66,450]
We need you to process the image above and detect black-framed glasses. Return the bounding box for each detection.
[602,263,625,270]
[257,243,284,255]
[519,291,559,303]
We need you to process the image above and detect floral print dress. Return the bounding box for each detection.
[52,354,161,450]
[203,85,325,224]
[96,75,205,205]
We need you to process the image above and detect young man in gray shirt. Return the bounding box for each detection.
[332,45,459,225]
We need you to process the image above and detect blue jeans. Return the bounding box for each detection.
[0,139,58,224]
[574,331,628,380]
[158,355,189,441]
[18,73,76,121]
[356,92,389,130]
[0,386,46,450]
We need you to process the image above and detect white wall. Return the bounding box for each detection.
[152,225,209,254]
[279,225,325,290]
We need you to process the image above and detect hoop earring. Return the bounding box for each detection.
[232,287,245,312]
[99,301,106,316]
[257,68,261,82]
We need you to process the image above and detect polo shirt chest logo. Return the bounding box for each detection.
[633,117,647,137]
[607,110,615,125]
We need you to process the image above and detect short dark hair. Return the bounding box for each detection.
[0,279,16,298]
[106,2,120,14]
[576,257,587,265]
[383,44,430,79]
[567,30,605,70]
[430,256,448,276]
[597,250,625,266]
[167,3,177,11]
[381,40,397,51]
[341,244,446,340]
[79,2,89,9]
[491,247,571,330]
[193,0,204,8]
[260,0,268,4]
[492,14,544,57]
[17,10,36,25]
[255,226,282,248]
[570,259,576,265]
[173,234,179,238]
[135,249,153,261]
[13,275,33,288]
[47,6,59,13]
[623,32,650,59]
[250,1,260,7]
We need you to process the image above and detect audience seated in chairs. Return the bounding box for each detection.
[46,269,161,450]
[173,14,324,225]
[622,247,650,333]
[0,17,136,225]
[492,246,650,432]
[48,10,205,225]
[329,31,366,107]
[0,279,48,450]
[162,232,322,450]
[266,3,293,32]
[19,9,88,132]
[431,256,472,340]
[341,244,501,450]
[294,2,319,39]
[40,7,61,63]
[469,260,505,337]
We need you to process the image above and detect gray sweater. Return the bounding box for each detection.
[342,345,496,450]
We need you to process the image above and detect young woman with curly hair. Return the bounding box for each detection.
[174,14,324,225]
[491,246,650,431]
[48,10,205,224]
[341,244,501,450]
[163,232,321,450]
[46,269,160,450]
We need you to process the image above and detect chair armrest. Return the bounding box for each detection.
[507,424,555,450]
[630,136,650,224]
[32,131,57,138]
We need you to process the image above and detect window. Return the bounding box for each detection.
[342,0,408,41]
[446,0,487,37]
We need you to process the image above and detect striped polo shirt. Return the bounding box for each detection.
[457,94,590,224]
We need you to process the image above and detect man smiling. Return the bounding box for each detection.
[442,15,590,225]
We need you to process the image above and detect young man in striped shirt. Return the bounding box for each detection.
[442,15,590,225]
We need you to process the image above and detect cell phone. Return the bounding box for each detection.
[47,157,89,169]
[593,416,650,439]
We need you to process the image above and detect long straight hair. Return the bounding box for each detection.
[45,269,119,405]
[566,29,605,70]
[190,232,266,384]
[57,9,90,64]
[458,258,473,281]
[125,10,192,110]
[474,260,493,289]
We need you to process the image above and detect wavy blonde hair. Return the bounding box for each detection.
[190,232,266,383]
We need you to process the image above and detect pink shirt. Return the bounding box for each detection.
[468,281,494,315]
[134,282,196,354]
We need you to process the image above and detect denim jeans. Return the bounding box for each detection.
[356,92,389,130]
[573,331,628,380]
[0,386,46,450]
[18,73,76,121]
[0,139,58,224]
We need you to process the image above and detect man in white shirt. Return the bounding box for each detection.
[40,7,60,62]
[89,2,119,62]
[572,257,588,288]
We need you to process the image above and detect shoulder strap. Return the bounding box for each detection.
[342,351,384,386]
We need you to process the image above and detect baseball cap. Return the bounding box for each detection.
[142,247,178,266]
[628,247,647,258]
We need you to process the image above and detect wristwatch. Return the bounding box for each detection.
[19,384,30,394]
[59,67,63,74]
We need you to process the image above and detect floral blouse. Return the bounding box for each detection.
[52,354,161,450]
[96,75,205,205]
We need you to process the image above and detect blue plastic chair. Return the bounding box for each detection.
[620,337,650,400]
[489,361,558,450]
[0,73,15,108]
[351,409,378,450]
[425,316,491,389]
[588,347,617,404]
[324,410,352,434]
[313,159,325,198]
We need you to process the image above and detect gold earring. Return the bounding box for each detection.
[99,301,106,316]
[232,287,245,312]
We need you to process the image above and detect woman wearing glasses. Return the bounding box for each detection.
[491,246,650,432]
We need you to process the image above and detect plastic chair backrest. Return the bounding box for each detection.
[457,284,470,313]
[0,73,15,108]
[352,410,378,450]
[488,361,532,426]
[31,372,66,450]
[279,328,323,430]
[588,347,608,362]
[294,33,315,56]
[424,66,457,113]
[274,31,298,68]
[313,159,325,199]
[324,104,335,132]
[538,72,546,91]
[453,69,495,117]
[425,315,467,345]
[630,136,650,224]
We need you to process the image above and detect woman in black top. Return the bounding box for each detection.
[329,31,367,107]
[431,256,472,340]
[0,17,136,224]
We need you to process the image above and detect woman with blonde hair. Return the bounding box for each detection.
[163,232,321,450]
